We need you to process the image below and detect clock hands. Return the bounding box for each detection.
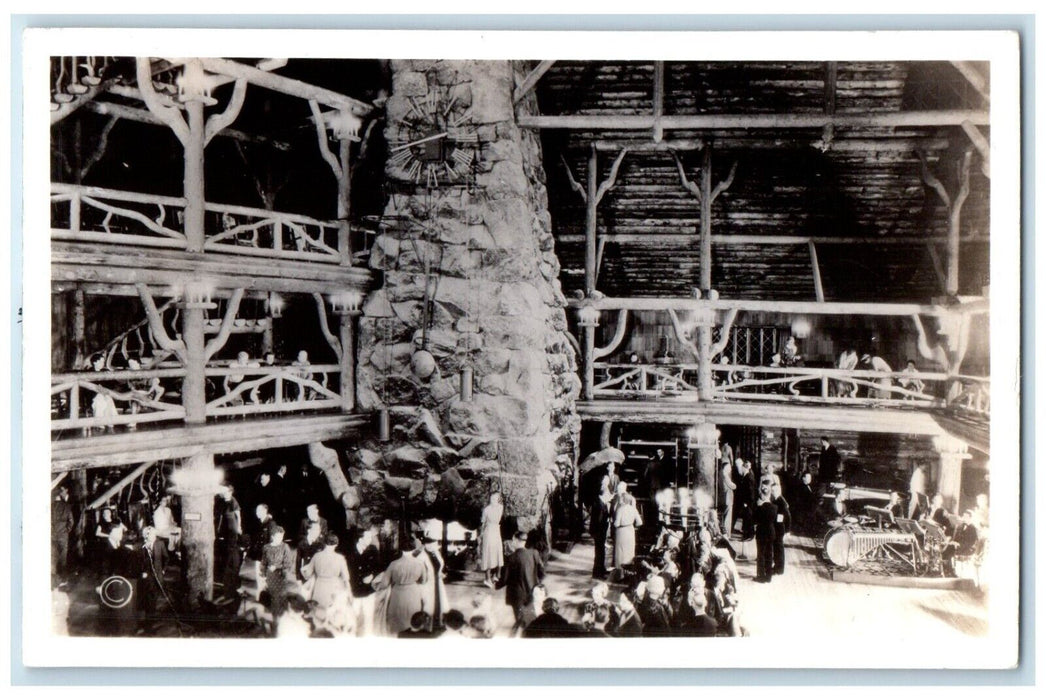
[390,131,449,153]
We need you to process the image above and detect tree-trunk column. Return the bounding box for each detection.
[183,99,206,253]
[936,440,970,513]
[339,310,360,412]
[695,422,718,498]
[171,452,221,605]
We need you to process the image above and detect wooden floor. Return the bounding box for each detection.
[443,533,991,639]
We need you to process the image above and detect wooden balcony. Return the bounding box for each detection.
[51,364,349,433]
[584,361,989,439]
[50,184,374,295]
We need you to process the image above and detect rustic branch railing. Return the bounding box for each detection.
[51,183,370,264]
[204,364,341,417]
[51,368,187,431]
[592,362,988,412]
[52,363,344,432]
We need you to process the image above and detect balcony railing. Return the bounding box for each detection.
[51,364,344,433]
[593,361,989,413]
[51,183,370,264]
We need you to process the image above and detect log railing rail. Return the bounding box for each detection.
[593,361,989,413]
[203,364,341,417]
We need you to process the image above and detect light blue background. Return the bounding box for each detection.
[9,12,1035,686]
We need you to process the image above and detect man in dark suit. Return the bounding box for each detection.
[753,486,778,583]
[590,480,612,578]
[52,486,74,586]
[770,482,791,575]
[731,459,757,545]
[818,437,842,492]
[298,503,329,541]
[943,510,981,575]
[503,530,545,624]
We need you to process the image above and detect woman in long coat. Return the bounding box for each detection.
[302,533,352,609]
[261,525,295,617]
[371,536,429,636]
[478,492,504,587]
[613,493,643,568]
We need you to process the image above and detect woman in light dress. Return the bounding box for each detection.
[479,492,504,588]
[371,535,429,636]
[301,532,352,609]
[613,492,643,568]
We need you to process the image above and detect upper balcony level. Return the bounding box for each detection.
[50,184,375,296]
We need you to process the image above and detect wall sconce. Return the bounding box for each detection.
[267,293,285,319]
[577,304,600,328]
[932,434,969,455]
[330,290,364,315]
[687,422,720,449]
[167,466,225,497]
[324,109,364,142]
[790,316,812,339]
[175,60,217,105]
[181,281,217,310]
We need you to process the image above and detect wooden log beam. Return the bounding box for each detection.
[52,241,373,295]
[88,461,156,509]
[575,399,945,435]
[960,121,991,179]
[519,109,989,131]
[196,57,373,115]
[566,296,986,317]
[555,233,991,246]
[513,60,556,104]
[51,414,371,472]
[591,137,950,152]
[949,61,990,102]
[81,100,291,150]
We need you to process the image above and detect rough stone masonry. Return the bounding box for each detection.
[348,60,581,533]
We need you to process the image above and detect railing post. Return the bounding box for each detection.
[70,190,81,234]
[70,383,79,420]
[821,373,829,398]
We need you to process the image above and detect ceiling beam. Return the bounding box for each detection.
[949,61,990,102]
[590,137,951,153]
[78,99,292,150]
[194,57,373,115]
[555,233,990,246]
[519,109,989,131]
[566,296,986,317]
[513,60,556,104]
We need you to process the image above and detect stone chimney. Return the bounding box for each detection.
[351,60,580,532]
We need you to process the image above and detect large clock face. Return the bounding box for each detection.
[388,84,479,188]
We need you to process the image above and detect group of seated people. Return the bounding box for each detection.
[870,489,989,578]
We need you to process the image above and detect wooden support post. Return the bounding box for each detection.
[183,99,206,253]
[919,150,973,297]
[585,146,599,296]
[696,422,718,498]
[71,287,86,369]
[339,312,358,412]
[809,241,825,302]
[936,446,970,513]
[583,324,596,402]
[652,61,665,143]
[182,305,207,424]
[700,146,713,290]
[338,138,353,266]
